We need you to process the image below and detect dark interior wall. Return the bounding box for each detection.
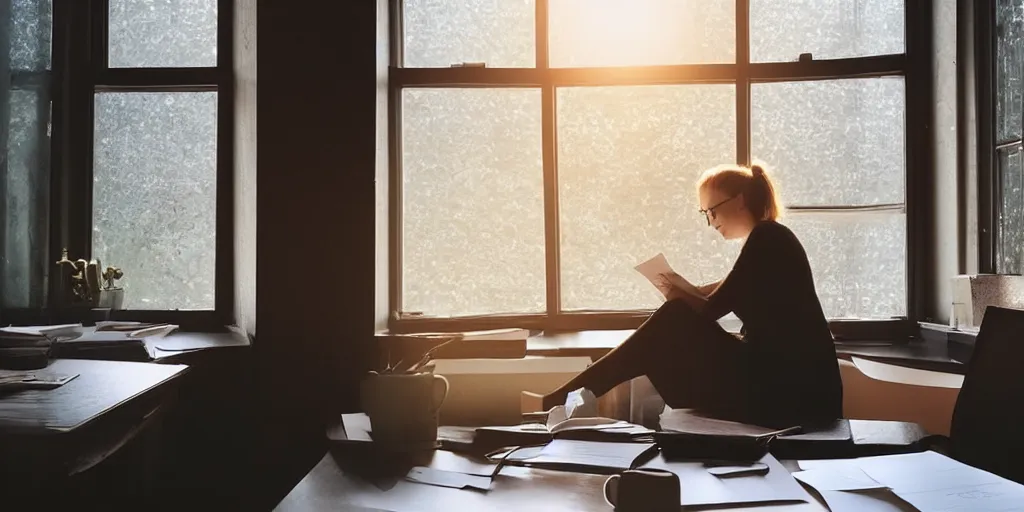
[251,0,377,503]
[234,0,256,336]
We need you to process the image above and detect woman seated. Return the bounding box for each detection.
[537,163,843,428]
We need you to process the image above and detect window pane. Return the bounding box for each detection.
[93,93,217,310]
[403,0,534,68]
[752,78,905,206]
[2,90,49,308]
[751,0,904,62]
[558,85,737,311]
[108,0,217,68]
[402,89,544,316]
[998,145,1024,274]
[550,0,734,67]
[997,0,1024,143]
[784,213,906,319]
[11,0,51,71]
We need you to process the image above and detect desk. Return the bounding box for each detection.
[277,451,826,512]
[0,359,189,498]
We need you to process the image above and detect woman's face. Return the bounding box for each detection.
[699,185,752,240]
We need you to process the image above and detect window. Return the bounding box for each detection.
[83,0,227,316]
[392,0,910,329]
[995,0,1024,273]
[0,0,231,322]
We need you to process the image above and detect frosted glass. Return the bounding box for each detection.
[401,89,544,316]
[557,85,738,311]
[751,0,904,62]
[784,212,906,319]
[550,0,734,67]
[752,78,905,206]
[2,90,47,308]
[997,0,1024,143]
[93,92,217,310]
[109,0,217,68]
[403,0,535,67]
[11,0,51,71]
[998,146,1024,274]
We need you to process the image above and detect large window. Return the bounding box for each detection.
[995,0,1024,273]
[392,0,909,329]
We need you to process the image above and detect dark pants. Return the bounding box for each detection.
[554,299,751,421]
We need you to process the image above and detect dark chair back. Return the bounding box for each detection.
[950,306,1024,483]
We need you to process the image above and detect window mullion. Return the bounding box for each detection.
[538,0,560,321]
[737,0,750,166]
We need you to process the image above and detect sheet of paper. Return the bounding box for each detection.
[0,370,79,391]
[515,440,656,471]
[424,450,497,477]
[779,419,852,442]
[405,467,492,491]
[641,453,810,507]
[818,490,917,512]
[801,451,1024,512]
[634,253,700,298]
[793,467,887,491]
[659,407,780,437]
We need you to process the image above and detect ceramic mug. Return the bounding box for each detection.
[604,468,680,512]
[360,371,449,451]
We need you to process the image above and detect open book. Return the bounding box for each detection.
[635,253,703,299]
[475,408,653,448]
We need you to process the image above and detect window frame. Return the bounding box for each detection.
[388,0,929,336]
[0,0,234,328]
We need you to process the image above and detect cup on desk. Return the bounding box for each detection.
[360,371,449,451]
[604,468,680,512]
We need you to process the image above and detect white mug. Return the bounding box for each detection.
[360,372,449,451]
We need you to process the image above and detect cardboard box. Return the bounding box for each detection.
[427,356,592,426]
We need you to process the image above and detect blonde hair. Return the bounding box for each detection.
[696,162,782,222]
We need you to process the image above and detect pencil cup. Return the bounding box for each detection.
[604,468,680,512]
[360,372,449,451]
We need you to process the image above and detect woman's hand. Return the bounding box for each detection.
[665,285,687,301]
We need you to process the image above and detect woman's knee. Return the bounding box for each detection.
[653,298,701,321]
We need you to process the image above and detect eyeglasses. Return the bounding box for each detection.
[698,194,740,225]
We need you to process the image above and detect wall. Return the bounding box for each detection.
[251,0,377,505]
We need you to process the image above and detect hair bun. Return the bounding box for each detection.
[751,164,765,178]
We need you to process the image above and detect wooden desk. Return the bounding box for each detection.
[277,451,828,512]
[0,359,188,434]
[0,359,189,498]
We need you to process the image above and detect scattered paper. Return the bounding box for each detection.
[642,453,810,507]
[423,450,497,478]
[800,451,1024,512]
[509,440,656,471]
[0,369,79,392]
[793,467,887,491]
[706,462,769,477]
[405,467,491,491]
[818,490,917,512]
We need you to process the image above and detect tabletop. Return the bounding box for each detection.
[276,450,829,512]
[0,358,189,434]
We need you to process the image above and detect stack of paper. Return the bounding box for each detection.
[0,324,82,369]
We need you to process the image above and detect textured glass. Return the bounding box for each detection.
[997,0,1024,143]
[108,0,217,68]
[11,0,51,71]
[752,78,905,206]
[550,0,734,67]
[2,90,48,308]
[751,0,904,62]
[402,89,544,316]
[998,145,1024,274]
[558,85,737,311]
[403,0,534,67]
[784,212,907,319]
[93,93,217,310]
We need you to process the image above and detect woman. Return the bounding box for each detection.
[536,163,843,427]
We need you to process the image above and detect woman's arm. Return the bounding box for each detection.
[660,273,708,312]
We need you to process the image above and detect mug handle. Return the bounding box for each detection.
[604,474,620,507]
[431,375,449,411]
